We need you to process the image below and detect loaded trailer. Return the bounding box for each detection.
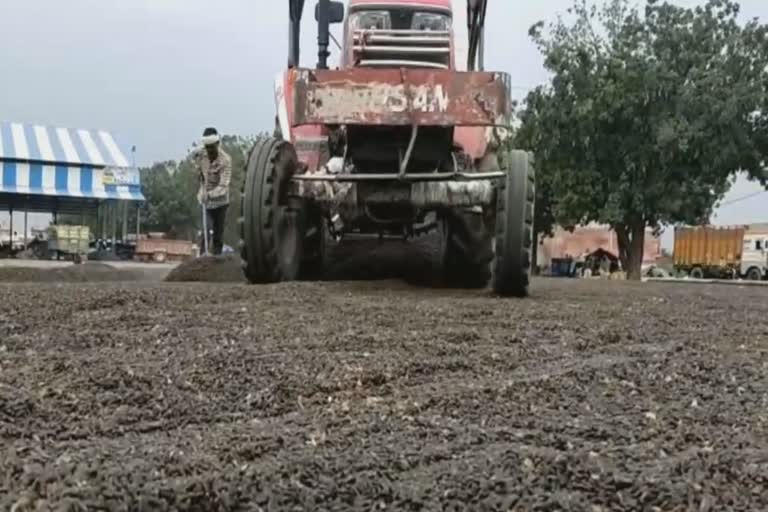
[673,225,768,280]
[47,225,90,264]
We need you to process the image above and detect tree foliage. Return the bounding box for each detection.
[516,0,768,278]
[515,90,559,241]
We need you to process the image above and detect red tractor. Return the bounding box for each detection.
[239,0,535,296]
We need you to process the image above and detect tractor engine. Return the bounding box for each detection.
[300,0,479,233]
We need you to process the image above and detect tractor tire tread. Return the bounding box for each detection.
[492,150,535,297]
[239,137,294,284]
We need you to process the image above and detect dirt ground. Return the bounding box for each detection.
[0,261,171,283]
[1,240,768,510]
[165,255,245,283]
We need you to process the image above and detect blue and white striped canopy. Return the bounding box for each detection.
[0,121,144,201]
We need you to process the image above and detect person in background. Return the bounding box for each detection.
[194,127,232,255]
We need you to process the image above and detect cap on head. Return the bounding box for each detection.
[201,127,220,147]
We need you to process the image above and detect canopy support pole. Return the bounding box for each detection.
[122,201,128,243]
[8,204,13,258]
[101,201,107,239]
[23,205,28,248]
[111,200,117,255]
[136,203,141,240]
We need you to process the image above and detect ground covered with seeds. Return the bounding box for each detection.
[1,242,767,510]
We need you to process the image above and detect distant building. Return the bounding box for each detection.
[746,222,768,235]
[538,223,662,268]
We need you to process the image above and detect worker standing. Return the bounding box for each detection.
[195,127,232,255]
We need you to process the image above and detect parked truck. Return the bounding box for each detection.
[134,238,195,263]
[673,225,768,280]
[47,225,91,264]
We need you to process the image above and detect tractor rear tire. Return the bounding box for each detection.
[492,150,535,297]
[439,213,493,289]
[239,137,305,284]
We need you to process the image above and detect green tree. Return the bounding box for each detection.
[518,0,768,279]
[514,89,559,269]
[139,160,199,239]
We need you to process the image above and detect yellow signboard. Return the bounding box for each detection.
[101,168,139,186]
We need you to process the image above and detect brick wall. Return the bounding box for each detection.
[538,225,662,266]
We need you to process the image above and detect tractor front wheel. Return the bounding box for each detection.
[492,150,535,297]
[239,137,305,283]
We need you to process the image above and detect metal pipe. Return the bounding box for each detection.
[23,207,28,247]
[466,0,487,71]
[201,205,209,256]
[478,26,485,71]
[353,45,450,54]
[352,33,451,43]
[289,0,305,68]
[353,29,451,36]
[9,205,13,256]
[292,171,505,182]
[101,201,107,238]
[357,59,449,69]
[111,200,117,255]
[122,201,128,242]
[399,125,419,178]
[478,1,487,70]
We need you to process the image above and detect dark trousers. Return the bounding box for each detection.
[203,205,228,255]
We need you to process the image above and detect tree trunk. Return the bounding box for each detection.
[614,220,645,281]
[627,221,645,280]
[531,232,540,275]
[615,224,630,271]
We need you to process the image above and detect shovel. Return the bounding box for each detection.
[200,176,209,256]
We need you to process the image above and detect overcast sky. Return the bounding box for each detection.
[1,0,766,243]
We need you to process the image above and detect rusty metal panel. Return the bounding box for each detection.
[291,68,512,127]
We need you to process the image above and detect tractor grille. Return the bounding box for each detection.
[352,29,451,70]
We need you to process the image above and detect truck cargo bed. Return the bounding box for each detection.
[673,226,744,268]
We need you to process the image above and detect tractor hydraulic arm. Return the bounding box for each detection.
[289,0,306,68]
[466,0,488,71]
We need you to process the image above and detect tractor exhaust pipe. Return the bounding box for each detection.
[289,0,305,68]
[466,0,487,71]
[316,0,331,69]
